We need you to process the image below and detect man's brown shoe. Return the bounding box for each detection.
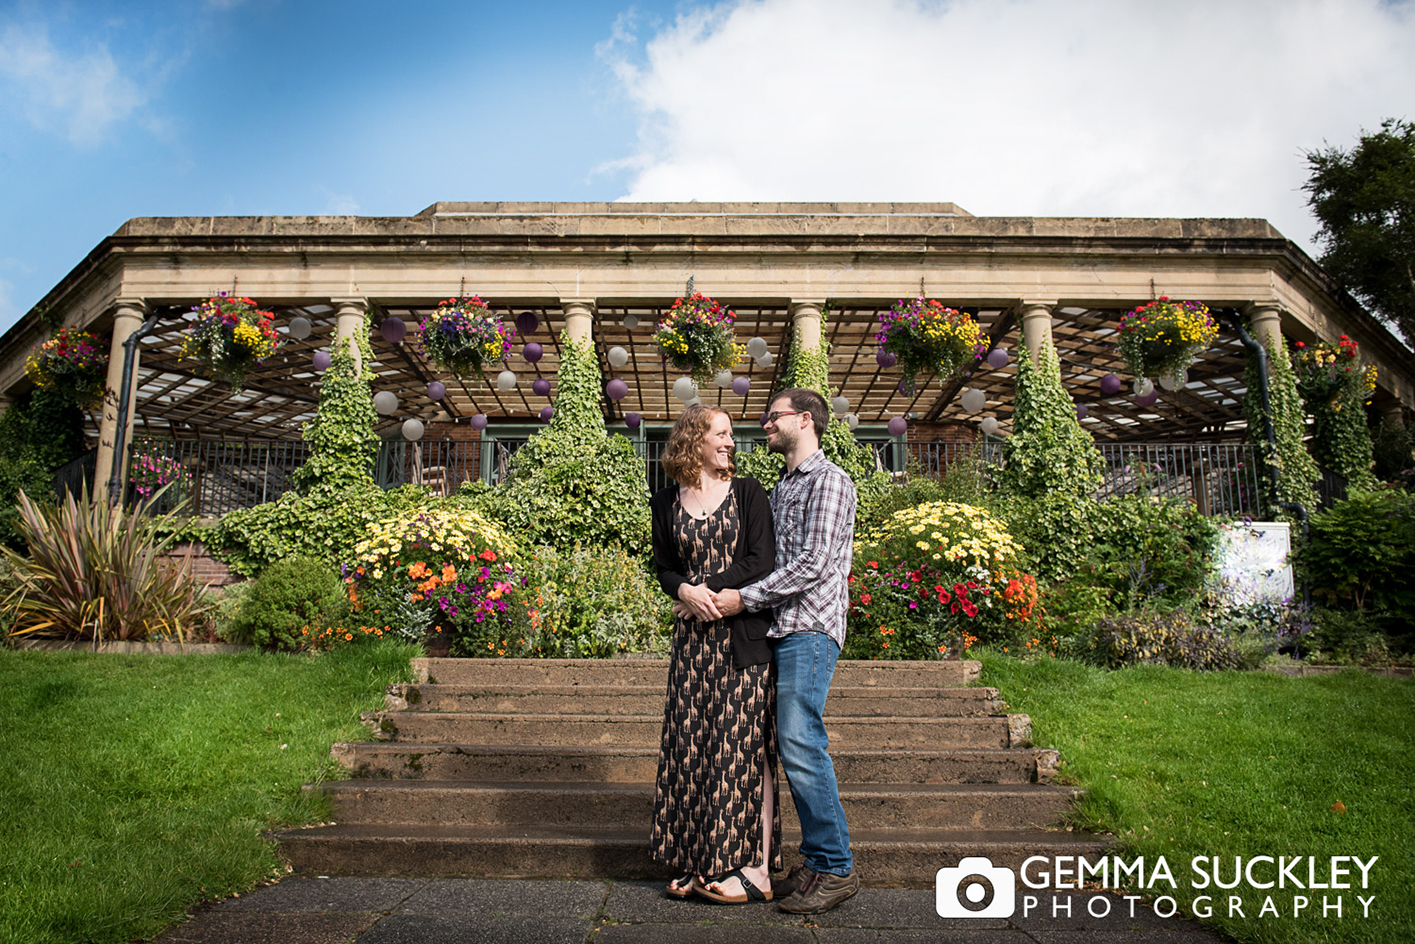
[777,869,859,914]
[772,864,817,899]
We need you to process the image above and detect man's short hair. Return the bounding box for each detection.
[770,388,829,438]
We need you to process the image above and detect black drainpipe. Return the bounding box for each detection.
[107,310,164,504]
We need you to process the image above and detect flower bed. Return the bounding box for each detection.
[845,501,1041,659]
[652,292,743,383]
[875,297,985,390]
[181,296,278,392]
[418,296,514,378]
[129,443,187,500]
[24,327,107,407]
[1115,297,1217,383]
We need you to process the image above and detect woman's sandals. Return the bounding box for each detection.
[665,874,697,899]
[692,869,773,905]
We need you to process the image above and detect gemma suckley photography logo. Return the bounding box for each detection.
[938,855,1380,921]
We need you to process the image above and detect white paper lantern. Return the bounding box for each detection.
[844,413,860,430]
[373,391,399,415]
[672,376,698,402]
[1158,368,1189,391]
[287,316,312,340]
[623,314,640,331]
[831,396,849,415]
[980,416,1000,436]
[714,369,734,388]
[607,346,630,368]
[686,396,702,407]
[755,352,775,368]
[746,336,769,358]
[1132,377,1154,397]
[401,418,425,442]
[496,370,517,391]
[960,387,987,413]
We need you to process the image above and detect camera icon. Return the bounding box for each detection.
[936,856,1016,918]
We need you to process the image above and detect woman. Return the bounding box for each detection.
[649,404,780,904]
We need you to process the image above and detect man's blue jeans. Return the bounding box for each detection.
[773,631,853,875]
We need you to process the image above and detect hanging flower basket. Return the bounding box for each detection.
[418,296,515,378]
[24,327,107,408]
[1115,297,1218,384]
[181,295,278,393]
[874,297,986,390]
[652,292,744,384]
[1293,336,1377,406]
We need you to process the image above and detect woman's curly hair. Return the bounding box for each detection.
[661,404,735,487]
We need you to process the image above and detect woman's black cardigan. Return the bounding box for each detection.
[650,476,776,668]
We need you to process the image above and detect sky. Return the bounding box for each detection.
[1,0,1412,337]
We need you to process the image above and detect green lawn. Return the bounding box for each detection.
[0,641,418,944]
[977,650,1415,944]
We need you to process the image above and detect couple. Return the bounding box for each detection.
[648,388,860,914]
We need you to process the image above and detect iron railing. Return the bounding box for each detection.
[62,436,1284,520]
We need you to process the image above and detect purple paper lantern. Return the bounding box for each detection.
[876,350,898,369]
[987,347,1009,370]
[532,378,551,397]
[469,413,488,431]
[1075,403,1089,419]
[426,381,446,401]
[1100,373,1122,396]
[312,350,332,371]
[523,342,543,363]
[898,379,912,395]
[539,406,554,423]
[1136,391,1160,408]
[379,317,406,344]
[625,412,642,429]
[759,413,770,427]
[887,416,908,438]
[516,312,539,336]
[732,376,751,396]
[606,378,628,401]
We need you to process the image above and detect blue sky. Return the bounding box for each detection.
[3,0,1413,336]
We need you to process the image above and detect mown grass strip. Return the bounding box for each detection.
[978,650,1415,944]
[0,641,418,944]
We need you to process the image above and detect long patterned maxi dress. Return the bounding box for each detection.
[649,490,782,878]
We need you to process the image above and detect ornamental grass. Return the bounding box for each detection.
[1115,296,1218,383]
[180,295,279,393]
[417,296,515,377]
[874,297,986,391]
[652,292,744,383]
[23,327,107,408]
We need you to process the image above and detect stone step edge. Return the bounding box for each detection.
[413,657,983,683]
[309,779,1082,798]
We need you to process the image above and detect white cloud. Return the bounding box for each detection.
[0,277,15,330]
[601,0,1415,248]
[0,23,145,146]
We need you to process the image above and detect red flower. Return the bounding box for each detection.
[860,593,872,605]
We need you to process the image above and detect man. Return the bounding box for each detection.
[712,387,859,914]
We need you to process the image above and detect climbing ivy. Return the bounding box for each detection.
[0,388,87,549]
[1306,390,1378,493]
[500,333,651,554]
[998,343,1103,499]
[289,329,379,493]
[736,309,890,503]
[1243,338,1320,516]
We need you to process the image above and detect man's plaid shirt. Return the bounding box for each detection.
[739,449,857,649]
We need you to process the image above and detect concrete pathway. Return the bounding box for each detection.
[154,877,1235,943]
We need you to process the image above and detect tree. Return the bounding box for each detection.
[1304,119,1415,343]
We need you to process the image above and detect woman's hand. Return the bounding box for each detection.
[676,582,723,621]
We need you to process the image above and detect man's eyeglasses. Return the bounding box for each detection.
[762,409,804,426]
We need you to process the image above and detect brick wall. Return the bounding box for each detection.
[166,541,242,591]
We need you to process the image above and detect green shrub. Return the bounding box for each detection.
[1293,487,1415,617]
[210,580,256,644]
[227,555,347,651]
[500,334,651,554]
[1076,610,1242,670]
[1307,606,1393,665]
[0,388,87,550]
[512,543,673,658]
[995,492,1097,586]
[1086,491,1221,609]
[1041,577,1116,642]
[3,486,212,643]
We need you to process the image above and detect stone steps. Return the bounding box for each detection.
[274,823,1107,888]
[330,743,1061,785]
[309,779,1082,832]
[386,683,1007,717]
[272,656,1104,887]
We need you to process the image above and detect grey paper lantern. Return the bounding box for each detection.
[746,336,769,358]
[981,416,999,436]
[755,352,774,368]
[960,387,986,413]
[623,314,640,331]
[1133,377,1154,397]
[845,412,860,430]
[373,391,399,415]
[607,346,630,368]
[672,376,697,402]
[287,316,312,340]
[496,370,517,391]
[831,396,849,415]
[714,369,734,388]
[401,418,424,441]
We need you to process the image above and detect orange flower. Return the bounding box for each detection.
[408,561,430,579]
[479,548,498,562]
[441,564,458,582]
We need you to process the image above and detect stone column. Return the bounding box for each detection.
[94,298,150,494]
[331,298,369,372]
[789,300,826,352]
[1245,303,1283,352]
[560,299,596,344]
[1019,301,1056,363]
